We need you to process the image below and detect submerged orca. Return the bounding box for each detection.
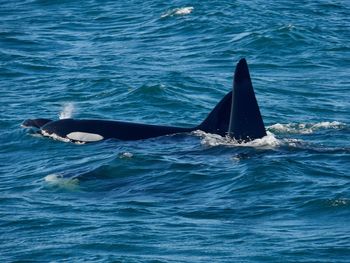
[23,58,266,143]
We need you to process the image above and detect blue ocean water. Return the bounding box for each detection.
[1,0,350,261]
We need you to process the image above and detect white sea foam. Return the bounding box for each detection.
[161,7,194,18]
[195,120,345,148]
[59,102,75,119]
[194,130,282,149]
[119,152,134,159]
[311,121,345,129]
[30,133,44,138]
[44,174,79,190]
[174,6,193,15]
[268,121,345,134]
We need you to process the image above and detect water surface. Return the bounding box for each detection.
[1,0,349,262]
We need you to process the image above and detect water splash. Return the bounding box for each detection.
[59,102,75,119]
[194,130,282,149]
[119,152,134,159]
[161,7,194,18]
[268,121,345,134]
[44,174,80,191]
[194,121,347,150]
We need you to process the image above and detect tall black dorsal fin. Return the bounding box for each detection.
[228,58,266,141]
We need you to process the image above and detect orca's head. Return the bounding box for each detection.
[22,118,53,129]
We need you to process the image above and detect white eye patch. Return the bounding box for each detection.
[67,132,104,142]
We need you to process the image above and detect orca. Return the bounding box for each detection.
[23,58,266,143]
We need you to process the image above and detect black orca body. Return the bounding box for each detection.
[23,59,266,143]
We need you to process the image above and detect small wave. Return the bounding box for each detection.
[59,102,75,119]
[302,198,350,211]
[161,7,194,18]
[277,23,296,31]
[44,174,79,190]
[268,121,345,134]
[30,133,44,138]
[194,131,281,148]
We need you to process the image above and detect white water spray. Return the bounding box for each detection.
[59,102,75,119]
[161,7,194,18]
